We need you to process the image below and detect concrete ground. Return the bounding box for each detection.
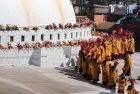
[0,66,103,94]
[0,52,140,94]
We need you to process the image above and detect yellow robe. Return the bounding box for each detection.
[129,37,135,53]
[96,45,105,63]
[81,50,88,75]
[82,60,88,74]
[109,69,118,86]
[121,40,125,55]
[102,61,111,83]
[88,60,94,76]
[112,39,118,55]
[127,86,138,94]
[92,62,100,80]
[124,38,129,53]
[118,77,127,92]
[87,49,93,75]
[90,46,97,80]
[124,54,132,70]
[91,46,98,59]
[116,39,122,54]
[78,50,82,70]
[104,40,112,59]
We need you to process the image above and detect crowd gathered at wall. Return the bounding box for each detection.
[76,28,139,94]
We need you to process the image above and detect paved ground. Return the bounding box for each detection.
[0,52,140,94]
[0,66,103,94]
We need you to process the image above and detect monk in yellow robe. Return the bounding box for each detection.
[116,37,122,58]
[124,37,129,53]
[127,79,139,94]
[92,43,101,84]
[112,37,118,59]
[81,48,88,78]
[124,53,132,76]
[118,68,127,93]
[90,43,97,81]
[87,47,93,80]
[78,46,84,75]
[92,61,101,83]
[109,61,119,89]
[121,37,126,59]
[129,36,135,54]
[96,42,105,64]
[102,56,111,86]
[104,39,112,60]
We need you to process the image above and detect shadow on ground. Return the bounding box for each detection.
[55,67,117,94]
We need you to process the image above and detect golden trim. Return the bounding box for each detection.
[21,0,32,26]
[55,0,66,24]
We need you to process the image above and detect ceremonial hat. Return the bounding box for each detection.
[80,44,85,49]
[118,27,123,31]
[130,79,135,83]
[103,35,109,38]
[122,68,127,73]
[91,41,95,46]
[130,32,134,37]
[92,51,95,55]
[96,38,102,44]
[112,30,116,34]
[114,60,119,65]
[105,55,110,60]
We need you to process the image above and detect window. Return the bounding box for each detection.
[71,33,73,38]
[87,31,90,36]
[65,33,67,39]
[41,34,44,41]
[10,36,14,42]
[80,32,82,37]
[0,36,1,43]
[84,31,86,37]
[50,34,53,40]
[76,32,78,38]
[32,35,35,41]
[21,35,25,42]
[58,34,60,40]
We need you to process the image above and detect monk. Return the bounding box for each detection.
[124,53,132,76]
[109,61,119,89]
[104,38,112,60]
[129,33,135,54]
[102,56,111,86]
[127,79,139,94]
[118,68,127,93]
[96,38,105,64]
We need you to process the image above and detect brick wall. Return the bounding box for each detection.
[94,15,108,24]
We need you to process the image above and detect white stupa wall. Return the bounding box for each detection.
[0,27,92,47]
[0,46,81,67]
[0,0,76,26]
[0,27,93,68]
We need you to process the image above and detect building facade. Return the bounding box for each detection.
[71,0,95,16]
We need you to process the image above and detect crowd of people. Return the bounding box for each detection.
[76,28,139,94]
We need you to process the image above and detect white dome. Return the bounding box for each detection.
[0,0,76,26]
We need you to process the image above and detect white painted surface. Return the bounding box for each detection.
[0,46,81,68]
[0,27,95,68]
[0,27,92,47]
[0,0,76,26]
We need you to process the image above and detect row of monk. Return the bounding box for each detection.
[76,28,139,94]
